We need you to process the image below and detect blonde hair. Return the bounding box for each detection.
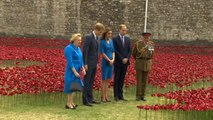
[70,33,81,43]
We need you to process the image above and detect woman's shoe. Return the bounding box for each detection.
[65,105,76,110]
[106,99,111,102]
[73,104,78,108]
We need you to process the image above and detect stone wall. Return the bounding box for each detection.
[149,0,213,41]
[0,0,212,41]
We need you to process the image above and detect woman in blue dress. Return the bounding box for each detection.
[100,28,115,102]
[64,33,86,109]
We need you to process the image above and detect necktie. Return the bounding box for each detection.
[122,36,125,47]
[96,36,100,44]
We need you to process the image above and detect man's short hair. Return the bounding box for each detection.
[119,24,126,30]
[94,23,105,31]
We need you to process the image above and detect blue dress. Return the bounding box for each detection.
[64,44,84,94]
[100,39,114,80]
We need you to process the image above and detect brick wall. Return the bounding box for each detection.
[0,0,212,41]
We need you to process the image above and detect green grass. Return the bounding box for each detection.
[0,87,171,120]
[0,87,148,120]
[1,83,212,120]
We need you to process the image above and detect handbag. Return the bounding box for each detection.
[70,82,83,92]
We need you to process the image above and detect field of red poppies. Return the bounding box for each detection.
[0,37,213,119]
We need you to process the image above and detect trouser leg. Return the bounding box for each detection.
[118,65,128,99]
[136,70,143,99]
[141,71,149,98]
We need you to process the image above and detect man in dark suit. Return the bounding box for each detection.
[82,23,105,106]
[113,24,131,101]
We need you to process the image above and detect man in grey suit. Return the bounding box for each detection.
[82,23,105,106]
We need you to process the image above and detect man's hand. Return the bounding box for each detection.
[122,58,128,64]
[82,67,86,76]
[84,65,88,71]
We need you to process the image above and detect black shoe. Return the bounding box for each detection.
[136,98,141,101]
[114,97,119,101]
[65,105,76,109]
[90,100,100,104]
[141,98,147,101]
[73,104,78,107]
[106,99,111,102]
[83,103,93,107]
[120,98,128,101]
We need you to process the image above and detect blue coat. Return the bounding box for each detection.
[64,44,84,94]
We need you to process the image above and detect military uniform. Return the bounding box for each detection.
[132,39,154,100]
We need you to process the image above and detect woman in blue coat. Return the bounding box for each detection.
[64,33,86,109]
[100,28,115,102]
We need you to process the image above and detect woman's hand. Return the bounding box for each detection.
[109,60,114,66]
[74,72,80,78]
[72,67,80,78]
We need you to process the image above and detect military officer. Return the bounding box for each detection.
[132,32,154,101]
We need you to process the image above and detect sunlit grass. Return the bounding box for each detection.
[0,87,171,120]
[1,83,212,120]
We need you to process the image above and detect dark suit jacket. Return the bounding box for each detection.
[83,33,99,69]
[113,35,131,66]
